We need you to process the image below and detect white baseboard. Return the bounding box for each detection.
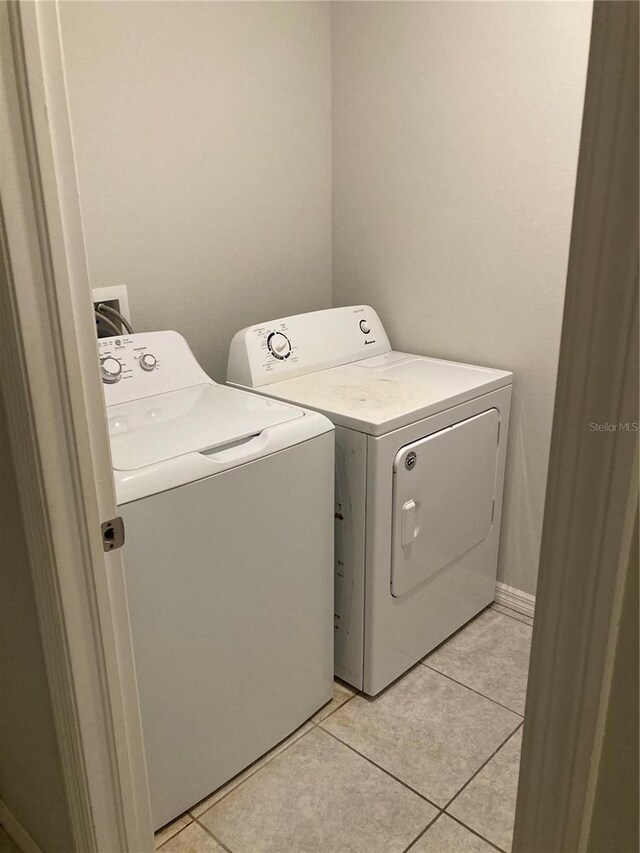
[0,800,42,853]
[495,581,536,619]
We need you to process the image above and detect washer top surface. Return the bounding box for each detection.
[227,307,512,435]
[100,331,332,503]
[108,383,304,471]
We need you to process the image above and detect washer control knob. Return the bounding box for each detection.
[139,353,157,372]
[100,356,123,384]
[359,319,371,334]
[267,332,291,360]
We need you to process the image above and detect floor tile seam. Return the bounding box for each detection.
[445,812,507,852]
[191,724,316,819]
[493,612,534,629]
[401,808,508,853]
[412,607,495,672]
[420,661,526,716]
[442,719,525,814]
[401,809,444,852]
[318,724,442,811]
[154,815,193,850]
[186,692,358,820]
[192,813,234,853]
[490,605,534,627]
[312,690,357,724]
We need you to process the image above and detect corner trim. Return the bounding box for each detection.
[495,582,536,619]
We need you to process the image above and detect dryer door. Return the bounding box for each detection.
[391,409,500,597]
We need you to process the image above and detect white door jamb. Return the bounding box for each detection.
[1,2,153,850]
[512,3,638,850]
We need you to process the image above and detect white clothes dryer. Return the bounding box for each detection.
[227,307,513,696]
[100,331,334,829]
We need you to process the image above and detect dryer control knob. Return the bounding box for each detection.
[359,320,371,334]
[139,353,157,372]
[267,332,291,360]
[100,356,122,384]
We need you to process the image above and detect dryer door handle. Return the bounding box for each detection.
[401,499,420,548]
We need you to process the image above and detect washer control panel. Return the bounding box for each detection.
[227,305,391,388]
[100,355,124,384]
[99,331,211,406]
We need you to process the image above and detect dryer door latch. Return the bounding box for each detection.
[401,499,420,548]
[101,517,125,552]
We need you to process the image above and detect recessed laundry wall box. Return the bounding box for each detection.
[228,306,513,695]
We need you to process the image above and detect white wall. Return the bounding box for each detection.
[332,1,592,595]
[0,391,75,852]
[60,1,592,596]
[60,0,332,381]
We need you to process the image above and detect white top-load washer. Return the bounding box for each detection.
[228,306,513,696]
[100,331,334,829]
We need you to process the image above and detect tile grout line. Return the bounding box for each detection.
[413,607,494,666]
[161,687,360,830]
[155,816,193,850]
[442,720,525,814]
[192,813,235,853]
[160,655,525,850]
[490,604,534,627]
[446,812,507,852]
[401,810,444,853]
[189,723,316,819]
[491,602,533,620]
[162,690,436,852]
[421,661,525,717]
[312,689,358,724]
[319,724,442,812]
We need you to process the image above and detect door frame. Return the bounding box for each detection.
[0,2,152,850]
[512,1,638,850]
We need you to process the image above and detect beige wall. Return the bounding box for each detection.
[60,0,332,381]
[0,389,74,852]
[332,1,592,594]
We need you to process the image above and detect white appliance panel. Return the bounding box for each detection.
[121,435,334,829]
[391,409,500,598]
[227,305,390,388]
[333,427,367,686]
[100,330,211,405]
[364,388,512,695]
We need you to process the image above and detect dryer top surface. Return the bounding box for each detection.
[245,352,513,435]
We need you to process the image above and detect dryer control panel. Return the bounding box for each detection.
[99,331,212,406]
[227,306,391,388]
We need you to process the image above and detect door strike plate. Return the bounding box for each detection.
[101,517,125,552]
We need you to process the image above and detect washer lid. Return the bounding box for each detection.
[107,383,304,471]
[241,352,513,436]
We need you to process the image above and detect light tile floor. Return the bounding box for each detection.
[156,602,533,853]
